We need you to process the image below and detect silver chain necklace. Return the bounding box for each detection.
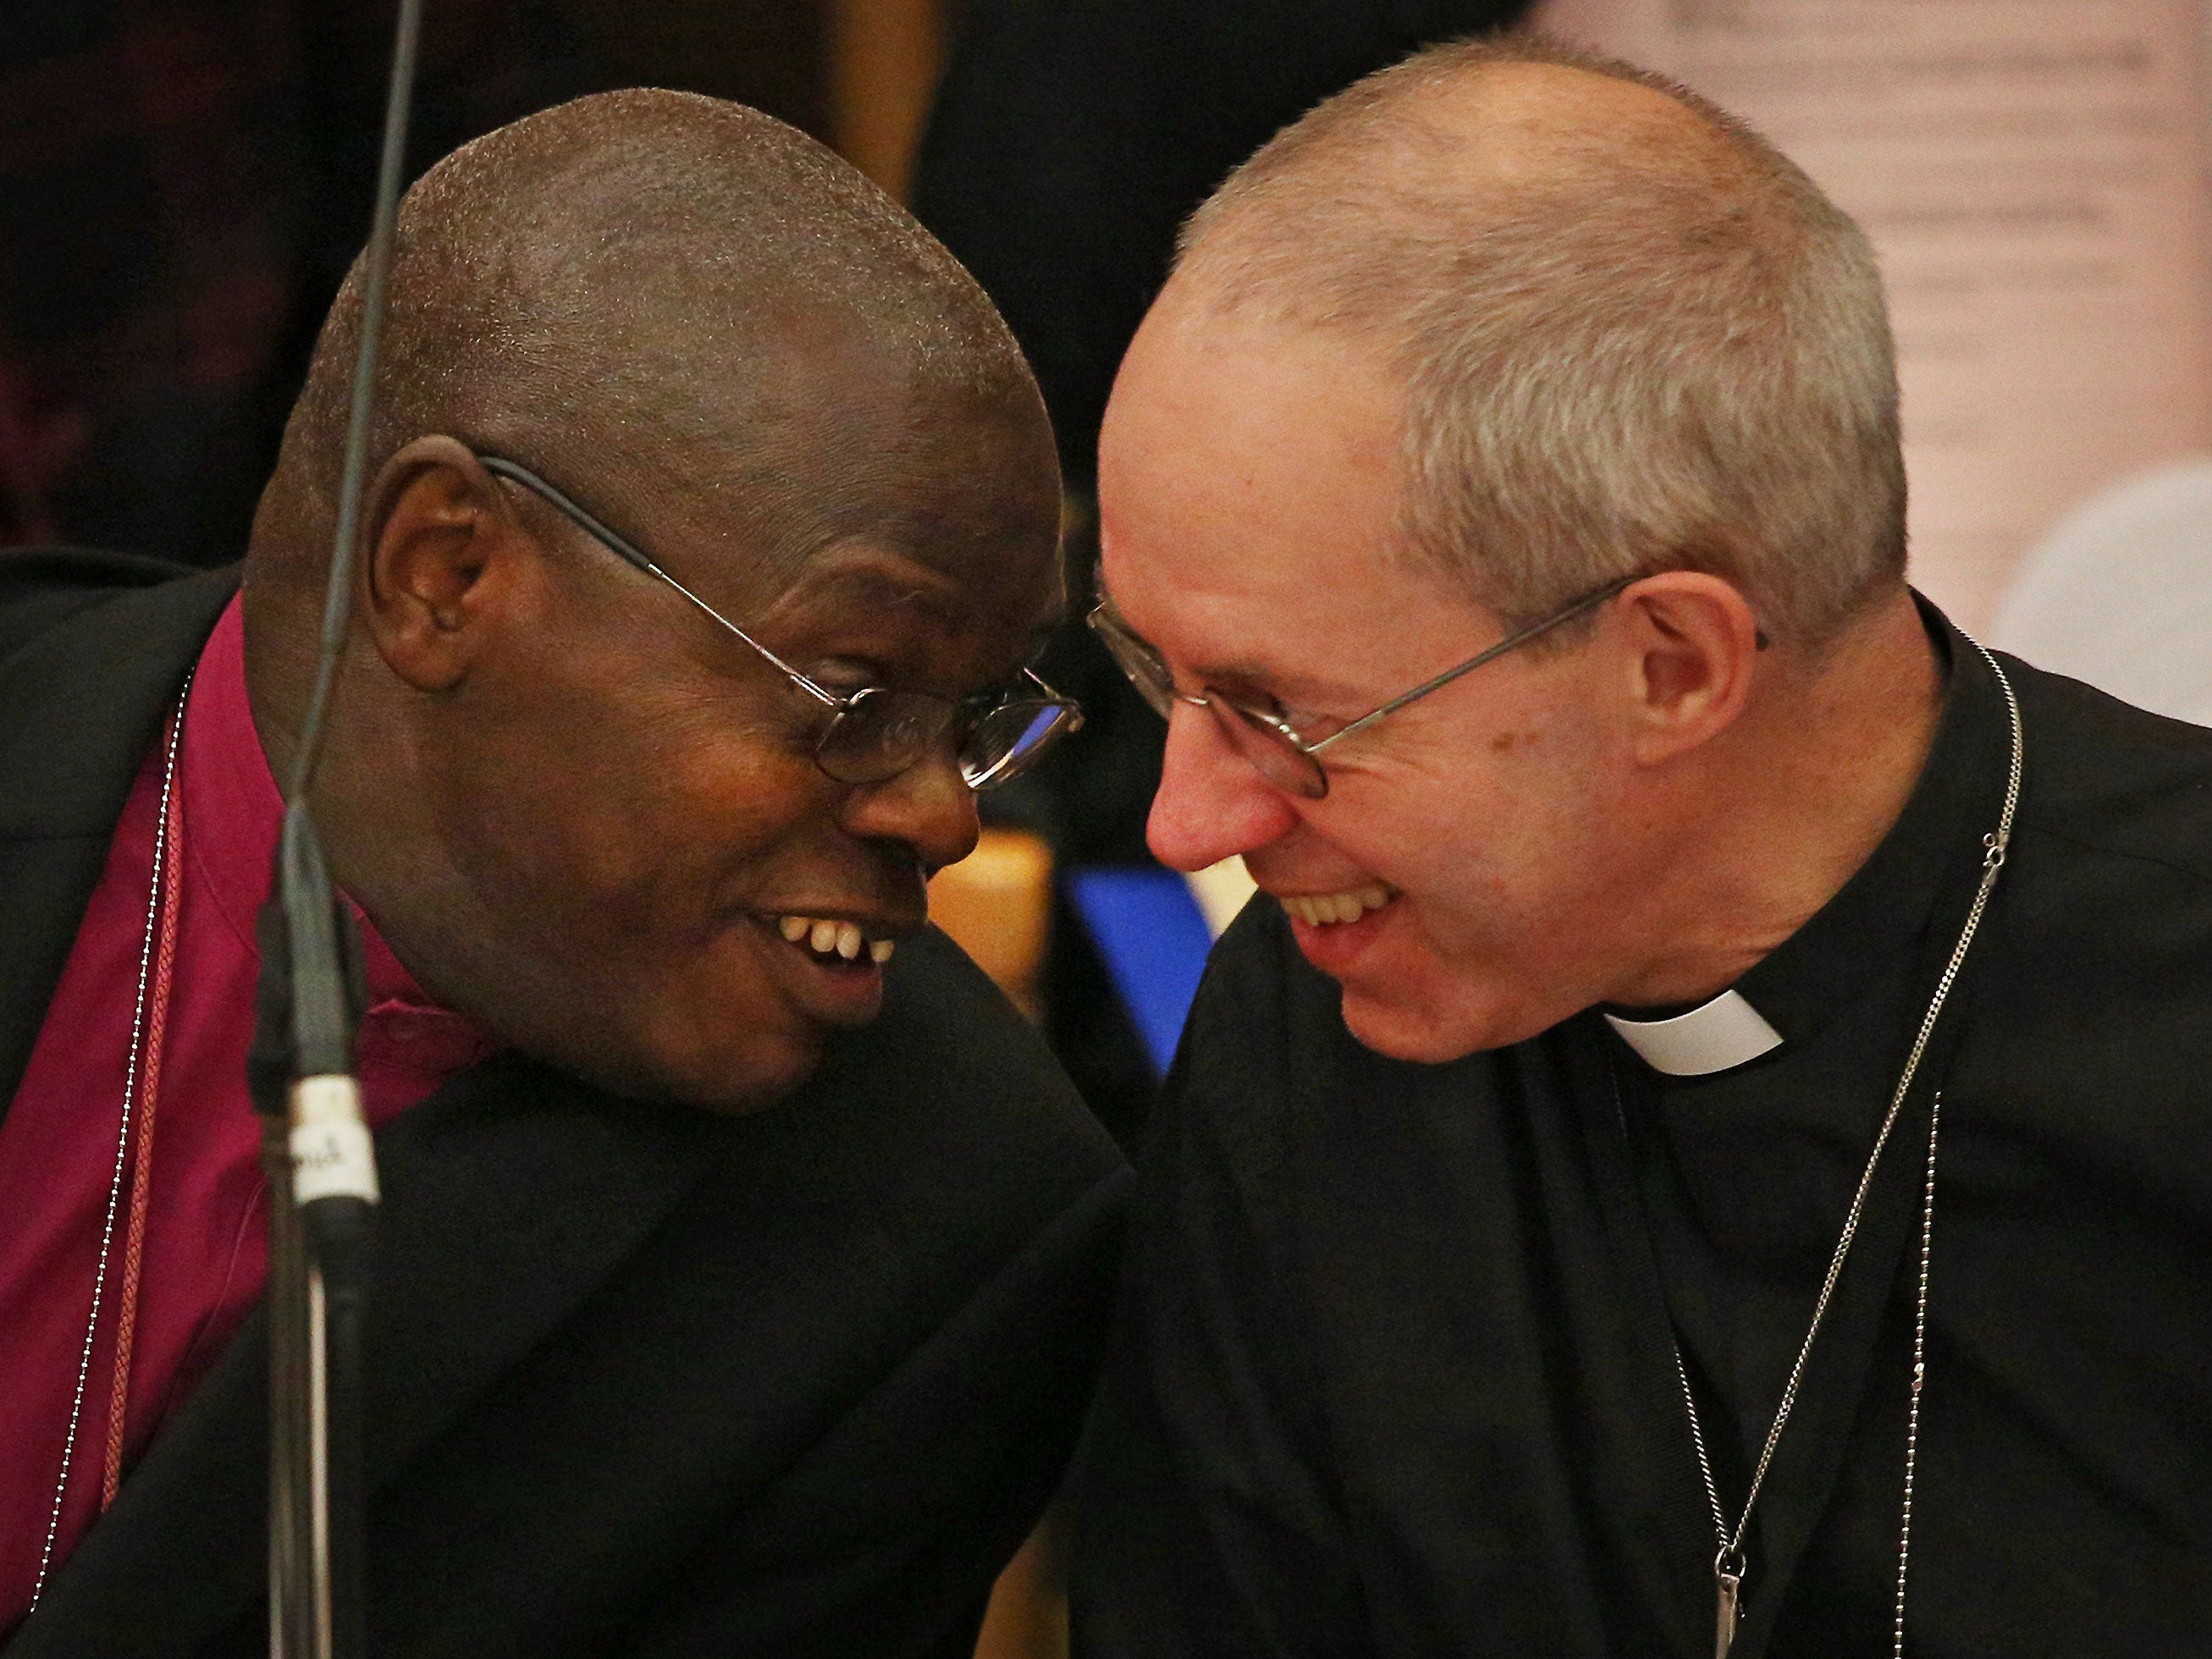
[30,679,193,1612]
[1671,642,2022,1659]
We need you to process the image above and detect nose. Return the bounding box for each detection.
[1146,702,1302,873]
[842,752,982,876]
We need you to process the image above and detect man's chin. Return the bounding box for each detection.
[672,1027,836,1116]
[1336,981,1547,1065]
[547,1020,829,1116]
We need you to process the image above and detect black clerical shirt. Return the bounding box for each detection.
[1070,604,2212,1658]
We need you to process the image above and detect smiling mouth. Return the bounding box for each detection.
[1277,882,1395,927]
[774,913,899,967]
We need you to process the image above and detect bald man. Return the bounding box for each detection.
[1069,36,2212,1659]
[0,91,1125,1656]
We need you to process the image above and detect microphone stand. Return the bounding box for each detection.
[247,4,423,1655]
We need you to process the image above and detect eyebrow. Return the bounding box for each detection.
[797,562,1065,684]
[1097,586,1353,708]
[796,565,971,629]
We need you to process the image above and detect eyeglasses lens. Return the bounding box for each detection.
[959,698,1073,787]
[1089,605,1328,797]
[815,689,951,785]
[1213,703,1329,799]
[815,688,1076,791]
[1089,612,1179,719]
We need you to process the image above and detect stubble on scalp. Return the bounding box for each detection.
[248,88,1042,653]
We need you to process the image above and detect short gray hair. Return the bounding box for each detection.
[1175,33,1906,646]
[262,89,1031,572]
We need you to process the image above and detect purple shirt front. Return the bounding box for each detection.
[0,596,495,1633]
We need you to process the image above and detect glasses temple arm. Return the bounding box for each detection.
[1310,576,1635,753]
[477,454,844,711]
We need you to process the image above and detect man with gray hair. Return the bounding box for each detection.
[1071,34,2210,1657]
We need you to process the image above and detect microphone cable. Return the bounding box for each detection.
[253,6,424,1657]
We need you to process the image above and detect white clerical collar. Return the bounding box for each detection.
[1603,990,1784,1078]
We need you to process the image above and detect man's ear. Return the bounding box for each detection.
[1613,570,1762,765]
[359,437,527,692]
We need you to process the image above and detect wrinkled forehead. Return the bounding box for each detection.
[769,534,1065,662]
[1099,306,1404,597]
[764,395,1064,649]
[612,313,1063,624]
[1095,302,1519,708]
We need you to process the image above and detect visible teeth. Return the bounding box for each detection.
[1281,883,1395,927]
[778,914,895,963]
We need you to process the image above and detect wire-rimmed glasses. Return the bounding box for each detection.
[1088,573,1632,799]
[478,455,1083,790]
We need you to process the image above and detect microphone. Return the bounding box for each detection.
[250,4,423,1656]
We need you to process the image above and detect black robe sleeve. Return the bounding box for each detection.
[0,551,1136,1659]
[1070,907,1367,1656]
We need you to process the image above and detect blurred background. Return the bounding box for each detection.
[0,0,1562,1158]
[10,0,2209,1154]
[7,3,2209,1654]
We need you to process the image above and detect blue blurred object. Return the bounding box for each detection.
[1065,867,1216,1077]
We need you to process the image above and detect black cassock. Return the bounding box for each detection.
[0,550,1130,1658]
[1070,602,2212,1658]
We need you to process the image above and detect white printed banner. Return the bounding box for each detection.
[1531,0,2212,628]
